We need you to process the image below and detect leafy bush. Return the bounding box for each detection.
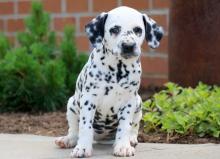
[0,33,10,59]
[0,2,88,112]
[143,82,220,138]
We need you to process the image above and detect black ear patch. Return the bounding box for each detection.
[143,14,164,49]
[85,13,108,48]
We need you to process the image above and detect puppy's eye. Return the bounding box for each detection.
[133,27,142,36]
[109,25,121,35]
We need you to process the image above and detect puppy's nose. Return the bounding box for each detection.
[122,43,136,53]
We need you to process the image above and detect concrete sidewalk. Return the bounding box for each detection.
[0,134,220,159]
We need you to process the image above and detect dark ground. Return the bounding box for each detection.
[0,112,220,144]
[0,87,220,144]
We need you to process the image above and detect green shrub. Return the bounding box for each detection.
[143,82,220,138]
[60,26,88,94]
[0,33,10,59]
[0,2,88,112]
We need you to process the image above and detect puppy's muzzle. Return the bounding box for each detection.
[121,43,137,58]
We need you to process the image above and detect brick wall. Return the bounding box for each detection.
[0,0,170,88]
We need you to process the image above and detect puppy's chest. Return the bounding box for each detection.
[87,60,141,93]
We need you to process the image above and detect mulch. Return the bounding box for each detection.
[0,112,219,144]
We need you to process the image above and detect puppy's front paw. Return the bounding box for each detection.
[70,144,92,158]
[114,142,135,157]
[130,135,138,147]
[55,136,77,149]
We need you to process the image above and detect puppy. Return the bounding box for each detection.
[55,6,163,158]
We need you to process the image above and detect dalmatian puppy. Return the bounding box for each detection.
[55,6,163,158]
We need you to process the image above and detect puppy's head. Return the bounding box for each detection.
[85,6,164,59]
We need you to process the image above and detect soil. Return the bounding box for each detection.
[0,112,220,144]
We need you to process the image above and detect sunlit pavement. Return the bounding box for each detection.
[0,134,220,159]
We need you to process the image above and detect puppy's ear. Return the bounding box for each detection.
[143,14,164,49]
[85,13,108,48]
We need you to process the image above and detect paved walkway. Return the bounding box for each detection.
[0,134,220,159]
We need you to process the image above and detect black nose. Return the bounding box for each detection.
[122,43,136,53]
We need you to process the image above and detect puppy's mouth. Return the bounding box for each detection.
[121,52,139,59]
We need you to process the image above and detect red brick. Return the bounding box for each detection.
[141,56,168,74]
[0,19,4,31]
[79,16,95,33]
[150,14,168,32]
[43,0,61,13]
[66,0,88,13]
[93,0,117,12]
[0,2,14,15]
[141,76,168,87]
[152,0,170,9]
[53,17,76,31]
[142,40,150,52]
[76,36,90,52]
[7,19,25,32]
[18,1,31,14]
[122,0,149,10]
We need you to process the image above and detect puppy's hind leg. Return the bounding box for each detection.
[55,96,79,148]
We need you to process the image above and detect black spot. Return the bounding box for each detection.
[85,86,90,92]
[93,64,97,68]
[105,118,113,125]
[93,123,103,131]
[91,53,94,59]
[116,60,130,83]
[83,121,86,124]
[143,16,152,42]
[88,107,91,111]
[104,87,110,95]
[127,111,130,114]
[105,74,112,83]
[128,104,131,107]
[70,107,77,114]
[98,71,102,75]
[108,65,115,71]
[110,107,114,113]
[119,116,125,121]
[89,72,93,77]
[100,56,105,60]
[118,128,121,132]
[84,100,89,105]
[95,130,104,134]
[154,28,163,41]
[130,81,138,86]
[82,117,85,120]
